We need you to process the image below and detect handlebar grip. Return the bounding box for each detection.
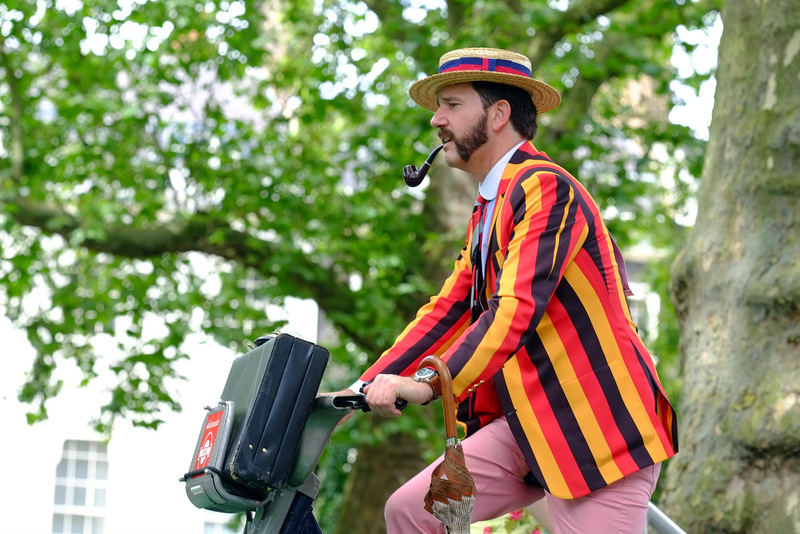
[356,395,407,412]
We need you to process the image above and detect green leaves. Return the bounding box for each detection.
[1,0,718,438]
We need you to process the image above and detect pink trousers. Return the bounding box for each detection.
[385,417,660,534]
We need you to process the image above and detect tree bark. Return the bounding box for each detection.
[665,0,800,531]
[333,422,428,534]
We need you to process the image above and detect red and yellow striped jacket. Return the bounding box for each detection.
[360,142,678,499]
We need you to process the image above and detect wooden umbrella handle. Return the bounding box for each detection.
[419,355,458,441]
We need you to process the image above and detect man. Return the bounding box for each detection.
[349,48,678,534]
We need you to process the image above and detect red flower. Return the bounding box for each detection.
[483,527,492,534]
[532,529,542,534]
[509,510,523,521]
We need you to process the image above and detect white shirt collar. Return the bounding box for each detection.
[478,140,526,201]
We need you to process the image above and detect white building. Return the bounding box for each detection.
[0,299,318,534]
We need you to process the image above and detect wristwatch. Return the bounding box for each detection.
[413,367,441,403]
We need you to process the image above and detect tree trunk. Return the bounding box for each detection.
[333,423,428,534]
[664,0,800,532]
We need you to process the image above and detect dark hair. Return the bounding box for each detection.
[472,81,538,140]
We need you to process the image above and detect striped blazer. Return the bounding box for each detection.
[360,141,678,499]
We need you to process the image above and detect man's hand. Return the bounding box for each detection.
[363,374,435,417]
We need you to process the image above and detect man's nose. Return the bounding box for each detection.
[430,108,446,128]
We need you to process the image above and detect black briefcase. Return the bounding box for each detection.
[182,332,330,511]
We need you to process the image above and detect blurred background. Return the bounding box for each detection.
[1,0,798,533]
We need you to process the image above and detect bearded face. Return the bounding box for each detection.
[440,109,489,163]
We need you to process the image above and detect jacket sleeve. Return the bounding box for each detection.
[443,170,590,400]
[358,245,475,381]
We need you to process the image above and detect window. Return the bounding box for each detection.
[628,295,651,341]
[52,440,108,534]
[626,282,661,346]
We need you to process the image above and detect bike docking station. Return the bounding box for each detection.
[179,333,371,534]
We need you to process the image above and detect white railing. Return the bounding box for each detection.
[646,502,687,534]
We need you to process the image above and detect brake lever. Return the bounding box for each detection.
[357,395,408,412]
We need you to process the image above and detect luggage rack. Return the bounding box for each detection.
[179,400,275,513]
[179,333,370,534]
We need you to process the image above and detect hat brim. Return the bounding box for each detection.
[409,71,561,114]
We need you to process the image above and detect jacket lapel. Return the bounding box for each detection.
[482,141,538,292]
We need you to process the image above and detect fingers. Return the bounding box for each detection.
[363,375,404,417]
[363,374,435,417]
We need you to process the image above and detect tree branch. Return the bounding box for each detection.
[542,30,630,150]
[544,0,724,151]
[6,194,388,354]
[527,0,633,70]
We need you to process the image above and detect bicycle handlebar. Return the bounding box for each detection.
[329,393,407,412]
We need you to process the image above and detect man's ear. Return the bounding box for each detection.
[491,100,512,131]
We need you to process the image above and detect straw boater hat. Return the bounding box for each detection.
[409,47,561,114]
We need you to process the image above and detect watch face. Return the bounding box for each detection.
[415,367,437,382]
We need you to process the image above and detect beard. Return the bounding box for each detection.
[443,111,489,163]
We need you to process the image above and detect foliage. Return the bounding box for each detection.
[0,7,723,524]
[1,0,724,530]
[472,508,548,534]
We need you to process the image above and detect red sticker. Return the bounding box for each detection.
[194,410,223,471]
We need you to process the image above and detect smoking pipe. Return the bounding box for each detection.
[402,144,444,187]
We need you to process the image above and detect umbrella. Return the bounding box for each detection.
[420,355,476,534]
